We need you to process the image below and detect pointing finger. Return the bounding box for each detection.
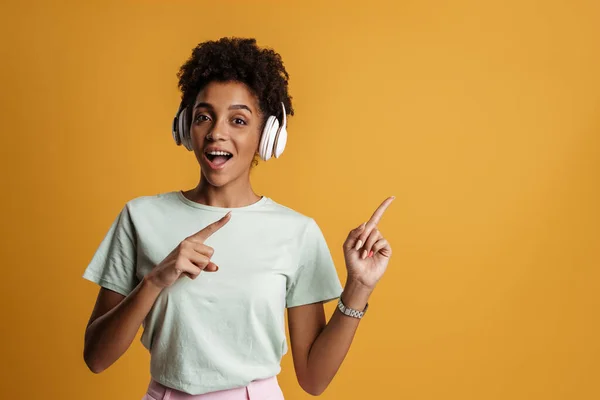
[355,197,395,251]
[367,196,395,226]
[190,212,231,242]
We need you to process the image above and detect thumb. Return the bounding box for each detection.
[344,222,366,250]
[351,222,366,238]
[204,262,219,272]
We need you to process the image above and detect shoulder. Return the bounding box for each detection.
[262,198,314,223]
[261,198,321,235]
[121,191,180,216]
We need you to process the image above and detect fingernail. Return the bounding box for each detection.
[355,240,363,251]
[368,250,374,257]
[361,249,368,259]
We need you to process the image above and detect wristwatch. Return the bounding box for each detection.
[337,296,369,319]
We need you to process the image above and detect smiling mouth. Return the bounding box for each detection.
[204,151,233,168]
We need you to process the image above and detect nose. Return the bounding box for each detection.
[207,119,229,141]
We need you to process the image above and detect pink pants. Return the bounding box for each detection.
[142,376,285,400]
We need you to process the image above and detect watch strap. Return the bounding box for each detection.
[337,296,368,319]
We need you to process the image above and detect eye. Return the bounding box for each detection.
[194,114,210,123]
[233,118,247,125]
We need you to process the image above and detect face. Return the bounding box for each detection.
[190,81,263,187]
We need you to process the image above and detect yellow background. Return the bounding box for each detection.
[1,0,598,399]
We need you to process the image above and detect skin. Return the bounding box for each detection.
[83,81,394,396]
[186,81,264,208]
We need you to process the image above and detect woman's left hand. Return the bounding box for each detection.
[343,197,395,290]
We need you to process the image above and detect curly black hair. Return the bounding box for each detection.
[176,37,294,125]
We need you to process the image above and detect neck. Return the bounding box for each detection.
[187,172,261,208]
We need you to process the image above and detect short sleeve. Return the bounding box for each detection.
[82,204,139,296]
[286,219,343,308]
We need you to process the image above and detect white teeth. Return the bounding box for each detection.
[207,151,231,156]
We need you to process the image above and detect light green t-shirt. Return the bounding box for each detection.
[83,191,343,395]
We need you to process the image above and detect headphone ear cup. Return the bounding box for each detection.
[265,118,279,161]
[259,116,277,161]
[172,103,193,151]
[172,115,182,146]
[179,107,193,151]
[173,107,184,146]
[273,124,287,158]
[273,102,287,158]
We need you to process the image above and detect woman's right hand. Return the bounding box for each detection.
[145,212,231,289]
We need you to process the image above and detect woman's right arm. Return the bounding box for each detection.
[83,211,231,373]
[83,278,162,373]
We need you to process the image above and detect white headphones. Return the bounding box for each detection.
[172,102,288,161]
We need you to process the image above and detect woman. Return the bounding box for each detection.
[83,37,394,400]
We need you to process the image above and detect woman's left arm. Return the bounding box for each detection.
[288,197,395,396]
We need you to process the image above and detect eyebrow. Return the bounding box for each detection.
[194,102,253,114]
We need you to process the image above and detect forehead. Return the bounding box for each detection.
[195,81,259,111]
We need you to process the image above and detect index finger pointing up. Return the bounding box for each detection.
[368,196,395,226]
[191,212,231,242]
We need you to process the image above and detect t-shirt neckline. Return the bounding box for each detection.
[175,190,268,212]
